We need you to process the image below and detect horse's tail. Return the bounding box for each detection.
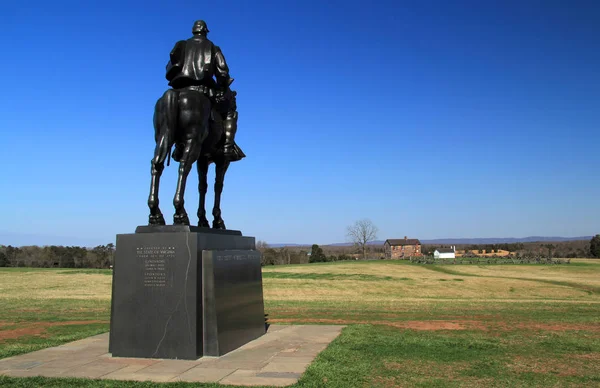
[153,89,179,166]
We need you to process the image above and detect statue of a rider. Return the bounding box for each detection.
[165,20,243,162]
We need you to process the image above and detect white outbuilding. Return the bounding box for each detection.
[434,247,456,259]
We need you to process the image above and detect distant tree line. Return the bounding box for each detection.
[0,244,115,268]
[422,238,597,259]
[2,235,597,269]
[257,242,362,266]
[307,244,356,263]
[257,241,310,266]
[591,235,600,258]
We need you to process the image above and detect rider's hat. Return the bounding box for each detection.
[192,20,210,35]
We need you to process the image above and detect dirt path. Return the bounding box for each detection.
[0,320,108,341]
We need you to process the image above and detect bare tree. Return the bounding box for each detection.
[256,240,269,251]
[346,219,378,260]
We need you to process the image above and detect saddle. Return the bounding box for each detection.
[171,140,244,163]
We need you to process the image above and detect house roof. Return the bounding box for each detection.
[435,248,455,253]
[385,239,421,246]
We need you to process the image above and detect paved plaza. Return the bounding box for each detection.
[0,325,344,386]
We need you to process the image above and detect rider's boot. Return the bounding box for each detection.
[222,111,239,161]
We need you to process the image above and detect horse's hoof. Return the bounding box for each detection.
[198,217,210,228]
[173,213,190,225]
[149,213,166,225]
[212,218,226,230]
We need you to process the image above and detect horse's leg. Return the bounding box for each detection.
[148,95,173,225]
[196,157,210,227]
[172,138,199,225]
[147,137,168,225]
[212,159,230,229]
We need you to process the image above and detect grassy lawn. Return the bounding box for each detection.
[1,260,599,387]
[0,268,112,360]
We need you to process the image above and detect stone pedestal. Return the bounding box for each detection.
[108,226,265,360]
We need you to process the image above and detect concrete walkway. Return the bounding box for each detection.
[0,325,344,386]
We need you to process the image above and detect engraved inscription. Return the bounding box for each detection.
[216,252,259,262]
[136,246,176,287]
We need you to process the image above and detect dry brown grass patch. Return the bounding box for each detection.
[507,354,600,377]
[436,265,600,287]
[573,353,600,361]
[0,320,108,341]
[263,266,598,302]
[270,318,488,331]
[373,360,494,387]
[0,272,112,300]
[383,360,470,374]
[489,321,600,333]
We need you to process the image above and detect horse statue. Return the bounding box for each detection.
[146,20,243,228]
[147,86,243,228]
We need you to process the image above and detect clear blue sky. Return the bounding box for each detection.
[1,0,599,247]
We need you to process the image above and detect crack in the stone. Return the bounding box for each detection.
[152,233,193,358]
[152,313,173,358]
[184,232,192,342]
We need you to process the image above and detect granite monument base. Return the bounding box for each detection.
[109,226,265,360]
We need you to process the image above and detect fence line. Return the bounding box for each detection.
[407,256,571,265]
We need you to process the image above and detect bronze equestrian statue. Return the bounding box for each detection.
[147,20,244,228]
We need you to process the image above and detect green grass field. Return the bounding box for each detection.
[1,260,599,387]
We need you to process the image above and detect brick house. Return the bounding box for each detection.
[383,237,422,259]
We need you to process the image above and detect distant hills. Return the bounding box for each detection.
[411,236,594,245]
[268,236,593,248]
